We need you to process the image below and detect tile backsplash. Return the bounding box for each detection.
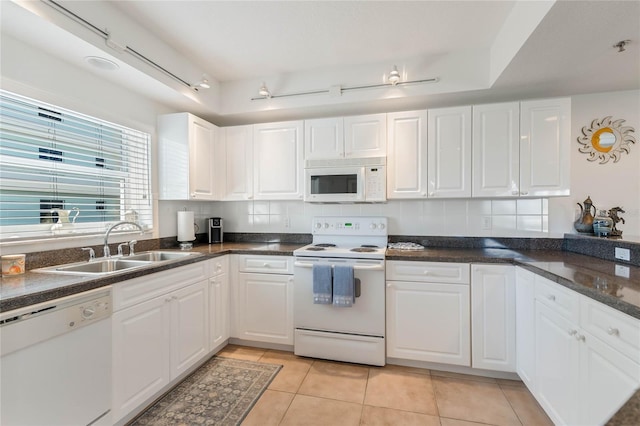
[161,198,551,239]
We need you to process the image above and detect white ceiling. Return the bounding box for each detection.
[1,1,639,125]
[111,1,516,82]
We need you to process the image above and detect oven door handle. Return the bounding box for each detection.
[294,261,384,271]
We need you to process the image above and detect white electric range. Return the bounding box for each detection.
[293,216,387,366]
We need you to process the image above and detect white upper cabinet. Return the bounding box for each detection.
[520,97,571,197]
[427,106,472,198]
[253,121,304,200]
[304,114,386,160]
[223,125,254,201]
[158,112,221,200]
[304,117,345,160]
[344,113,387,158]
[472,102,520,197]
[386,110,428,199]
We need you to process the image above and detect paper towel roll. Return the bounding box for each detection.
[177,211,195,242]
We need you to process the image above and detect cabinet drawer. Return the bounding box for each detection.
[534,275,579,323]
[209,255,229,277]
[386,261,469,284]
[580,296,640,362]
[113,261,209,311]
[237,255,293,274]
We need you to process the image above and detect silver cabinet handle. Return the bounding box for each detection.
[568,330,577,336]
[576,334,586,342]
[547,294,556,301]
[607,327,620,336]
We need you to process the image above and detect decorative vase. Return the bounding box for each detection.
[574,196,596,234]
[593,210,613,237]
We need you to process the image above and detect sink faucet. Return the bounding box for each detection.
[104,221,143,257]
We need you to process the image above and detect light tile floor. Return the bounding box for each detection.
[217,345,553,426]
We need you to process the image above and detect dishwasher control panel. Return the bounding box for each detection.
[75,294,111,325]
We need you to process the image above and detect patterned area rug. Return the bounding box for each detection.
[130,356,281,426]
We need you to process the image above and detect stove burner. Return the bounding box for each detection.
[315,243,337,248]
[306,247,326,251]
[360,244,379,248]
[350,247,377,253]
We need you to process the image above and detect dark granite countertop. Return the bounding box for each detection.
[0,242,301,312]
[387,248,640,320]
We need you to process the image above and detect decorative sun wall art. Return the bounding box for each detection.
[577,116,636,164]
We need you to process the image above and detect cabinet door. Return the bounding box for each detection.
[578,330,640,425]
[112,297,171,422]
[427,106,472,198]
[515,267,536,391]
[471,265,516,372]
[170,280,209,379]
[535,301,580,426]
[237,273,294,344]
[224,125,254,201]
[304,117,344,160]
[386,110,428,199]
[189,115,218,200]
[520,98,571,197]
[386,281,470,366]
[344,113,387,158]
[253,121,304,200]
[472,102,520,197]
[209,273,229,350]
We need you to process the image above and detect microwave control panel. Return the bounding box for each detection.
[364,166,386,202]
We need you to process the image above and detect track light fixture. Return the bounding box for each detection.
[258,82,272,98]
[388,65,401,85]
[613,40,631,53]
[251,69,438,101]
[192,74,211,91]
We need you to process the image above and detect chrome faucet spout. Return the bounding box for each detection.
[103,221,143,257]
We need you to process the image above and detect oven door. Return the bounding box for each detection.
[304,167,365,202]
[293,257,385,336]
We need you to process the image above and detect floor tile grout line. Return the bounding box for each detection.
[497,383,525,426]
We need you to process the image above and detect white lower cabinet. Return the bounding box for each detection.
[111,263,209,423]
[533,275,640,426]
[515,267,536,390]
[386,261,471,366]
[209,256,229,350]
[471,264,516,372]
[234,255,294,345]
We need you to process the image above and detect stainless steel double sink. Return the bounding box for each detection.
[33,251,202,276]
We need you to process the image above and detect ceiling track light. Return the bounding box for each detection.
[192,74,211,91]
[251,76,439,101]
[613,40,631,52]
[44,0,197,91]
[258,82,272,98]
[388,65,401,85]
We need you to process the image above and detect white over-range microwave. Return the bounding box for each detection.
[304,157,386,203]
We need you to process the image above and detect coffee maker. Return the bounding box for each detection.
[208,217,223,243]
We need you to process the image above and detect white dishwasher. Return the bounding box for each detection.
[0,287,112,426]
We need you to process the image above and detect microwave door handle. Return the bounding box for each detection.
[294,261,384,271]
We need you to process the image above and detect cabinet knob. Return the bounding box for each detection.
[263,263,270,267]
[429,192,435,197]
[247,195,253,200]
[512,191,519,196]
[607,327,620,336]
[422,193,427,197]
[547,294,556,301]
[576,334,586,342]
[423,271,430,275]
[521,191,529,196]
[568,329,577,336]
[165,298,172,303]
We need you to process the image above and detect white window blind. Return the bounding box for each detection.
[0,90,152,242]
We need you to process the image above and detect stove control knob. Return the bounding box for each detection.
[323,223,330,229]
[369,223,377,230]
[314,222,322,230]
[378,223,386,230]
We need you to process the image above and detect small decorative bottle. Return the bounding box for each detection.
[593,210,613,237]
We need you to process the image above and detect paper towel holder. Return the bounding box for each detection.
[177,209,197,250]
